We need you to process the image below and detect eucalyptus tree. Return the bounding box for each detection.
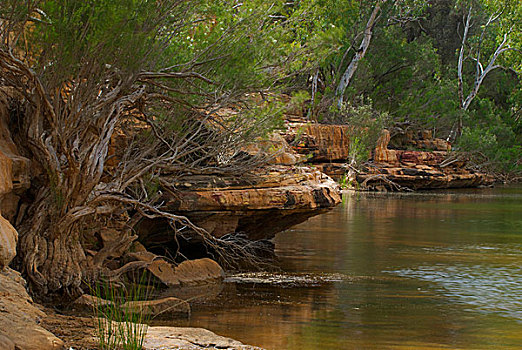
[278,0,427,115]
[451,0,521,139]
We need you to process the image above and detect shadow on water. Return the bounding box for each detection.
[170,185,522,349]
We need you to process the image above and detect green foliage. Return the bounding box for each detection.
[459,126,522,174]
[30,0,168,82]
[326,97,389,167]
[2,0,520,178]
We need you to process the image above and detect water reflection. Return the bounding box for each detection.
[183,186,522,349]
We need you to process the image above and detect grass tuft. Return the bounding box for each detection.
[90,272,153,350]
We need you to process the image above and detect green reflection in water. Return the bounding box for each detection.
[183,186,522,350]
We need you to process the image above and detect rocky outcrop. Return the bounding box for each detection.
[0,334,15,350]
[143,326,263,350]
[0,90,31,222]
[285,123,352,162]
[138,165,341,242]
[281,120,356,182]
[0,90,31,269]
[0,92,65,350]
[0,268,64,350]
[280,118,493,190]
[357,129,494,190]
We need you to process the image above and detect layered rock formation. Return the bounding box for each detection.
[0,91,31,269]
[358,129,494,190]
[0,90,64,350]
[283,121,352,180]
[280,118,493,191]
[0,90,31,223]
[137,165,341,243]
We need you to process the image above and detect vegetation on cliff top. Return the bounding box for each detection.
[0,0,520,297]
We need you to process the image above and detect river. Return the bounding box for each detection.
[181,186,522,349]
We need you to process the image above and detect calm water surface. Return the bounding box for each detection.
[183,186,522,349]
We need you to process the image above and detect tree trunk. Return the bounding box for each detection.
[451,6,511,142]
[335,1,383,107]
[17,192,86,295]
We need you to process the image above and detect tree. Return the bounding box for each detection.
[281,0,427,115]
[0,0,289,296]
[451,0,521,139]
[335,0,385,107]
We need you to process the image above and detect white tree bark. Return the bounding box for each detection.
[336,0,384,107]
[458,7,511,112]
[450,6,514,141]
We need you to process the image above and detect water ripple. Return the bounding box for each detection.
[387,264,522,321]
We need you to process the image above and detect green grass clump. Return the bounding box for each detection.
[91,273,153,350]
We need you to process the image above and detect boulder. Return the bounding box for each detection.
[0,149,13,196]
[130,241,148,253]
[146,258,224,287]
[0,215,17,269]
[125,250,158,263]
[0,268,64,350]
[72,294,112,313]
[147,259,181,287]
[143,326,263,350]
[173,258,224,285]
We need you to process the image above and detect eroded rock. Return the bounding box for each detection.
[143,326,263,350]
[285,122,351,162]
[0,215,17,269]
[137,166,340,242]
[173,258,224,285]
[0,268,64,350]
[167,166,340,240]
[72,294,112,313]
[282,122,493,191]
[0,89,32,218]
[147,259,181,287]
[358,129,494,190]
[0,334,15,350]
[145,258,224,288]
[73,294,190,318]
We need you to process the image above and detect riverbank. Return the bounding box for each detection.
[0,266,263,350]
[42,309,263,350]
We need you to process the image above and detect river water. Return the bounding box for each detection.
[182,186,522,349]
